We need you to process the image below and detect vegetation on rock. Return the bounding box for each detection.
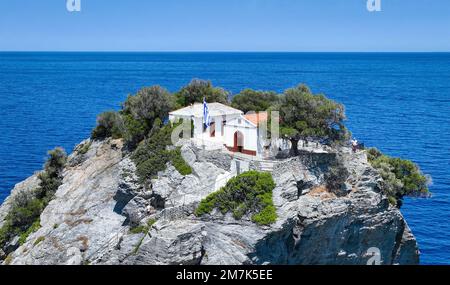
[175,79,229,107]
[367,148,429,207]
[77,140,92,155]
[277,84,349,155]
[131,120,192,185]
[325,158,350,196]
[130,218,157,254]
[91,85,174,149]
[195,171,277,226]
[122,85,174,147]
[170,148,193,176]
[91,111,124,140]
[231,89,280,113]
[0,147,67,253]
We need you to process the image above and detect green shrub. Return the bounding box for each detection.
[36,147,67,202]
[170,148,192,176]
[129,218,157,254]
[33,236,45,246]
[0,222,13,247]
[120,86,173,148]
[251,204,277,226]
[91,86,174,149]
[121,113,148,149]
[231,89,279,113]
[325,158,350,195]
[129,218,157,235]
[8,198,43,232]
[146,218,156,228]
[195,171,277,226]
[0,147,66,252]
[131,121,191,184]
[122,86,173,126]
[175,79,229,107]
[19,219,41,245]
[129,225,147,234]
[77,141,92,155]
[91,111,124,140]
[367,147,429,207]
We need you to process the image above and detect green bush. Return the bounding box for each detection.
[19,219,41,245]
[0,222,13,247]
[77,141,92,155]
[231,89,280,113]
[91,111,124,140]
[131,121,191,184]
[325,159,350,195]
[170,148,192,176]
[121,86,173,148]
[8,197,44,232]
[174,79,229,107]
[91,86,174,149]
[122,86,173,126]
[367,147,429,207]
[278,84,349,155]
[33,236,45,246]
[195,171,277,226]
[121,113,149,149]
[0,147,66,252]
[129,225,147,234]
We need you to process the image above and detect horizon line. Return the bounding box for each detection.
[1,50,450,53]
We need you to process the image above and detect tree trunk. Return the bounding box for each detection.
[290,139,299,156]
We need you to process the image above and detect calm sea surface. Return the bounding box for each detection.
[0,52,448,264]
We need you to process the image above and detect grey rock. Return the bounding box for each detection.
[0,139,420,265]
[124,221,206,265]
[2,139,128,265]
[0,174,40,228]
[122,196,151,225]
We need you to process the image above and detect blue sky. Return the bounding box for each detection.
[0,0,449,51]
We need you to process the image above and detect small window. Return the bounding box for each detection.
[238,119,242,124]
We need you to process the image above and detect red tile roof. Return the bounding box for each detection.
[244,112,268,125]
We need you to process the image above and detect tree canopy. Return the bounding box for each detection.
[120,85,173,148]
[231,89,280,113]
[277,84,348,155]
[367,148,430,207]
[123,85,173,127]
[195,171,277,226]
[90,85,174,149]
[175,79,229,107]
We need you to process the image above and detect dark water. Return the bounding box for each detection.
[0,52,449,264]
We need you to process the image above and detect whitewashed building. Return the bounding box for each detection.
[169,102,269,157]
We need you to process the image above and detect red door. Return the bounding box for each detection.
[210,122,215,137]
[233,131,243,152]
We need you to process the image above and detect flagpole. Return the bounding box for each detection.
[202,97,205,150]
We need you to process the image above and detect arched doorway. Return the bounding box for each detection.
[233,131,244,152]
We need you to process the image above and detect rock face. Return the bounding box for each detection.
[0,139,419,265]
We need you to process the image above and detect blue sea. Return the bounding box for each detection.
[0,52,449,264]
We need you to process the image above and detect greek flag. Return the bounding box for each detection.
[203,97,211,128]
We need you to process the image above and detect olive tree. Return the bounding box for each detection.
[122,85,174,147]
[231,89,280,113]
[278,84,348,155]
[175,79,229,106]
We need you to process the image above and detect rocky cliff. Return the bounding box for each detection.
[0,138,419,265]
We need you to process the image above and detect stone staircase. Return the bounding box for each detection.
[258,161,276,172]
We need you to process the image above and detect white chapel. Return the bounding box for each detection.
[169,102,269,157]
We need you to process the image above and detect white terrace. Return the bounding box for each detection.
[169,102,331,162]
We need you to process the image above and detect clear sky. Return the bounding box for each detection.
[0,0,449,52]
